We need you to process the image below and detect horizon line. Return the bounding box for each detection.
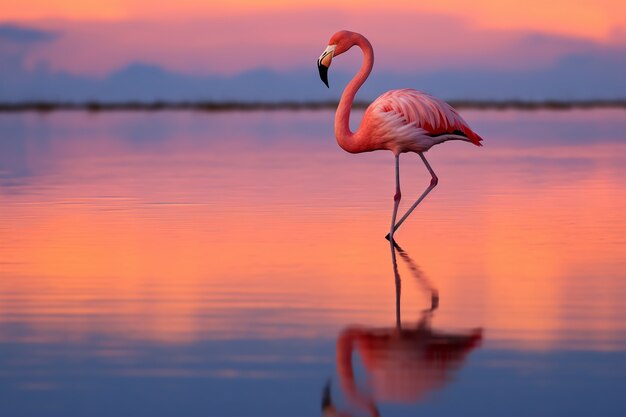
[1,99,626,113]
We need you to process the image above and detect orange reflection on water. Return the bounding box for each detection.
[1,110,625,350]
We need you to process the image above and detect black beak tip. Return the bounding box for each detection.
[318,62,329,88]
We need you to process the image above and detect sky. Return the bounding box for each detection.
[1,1,626,101]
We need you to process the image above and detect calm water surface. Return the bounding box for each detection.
[1,109,625,416]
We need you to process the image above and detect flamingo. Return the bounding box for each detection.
[317,31,483,240]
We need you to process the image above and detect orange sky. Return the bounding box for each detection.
[2,0,625,87]
[3,0,626,40]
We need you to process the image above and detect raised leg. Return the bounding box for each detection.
[385,152,438,239]
[389,154,401,241]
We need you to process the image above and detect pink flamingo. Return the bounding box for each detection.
[317,31,483,239]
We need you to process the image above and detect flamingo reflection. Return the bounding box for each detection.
[323,241,483,417]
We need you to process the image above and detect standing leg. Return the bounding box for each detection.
[385,152,438,239]
[389,154,401,241]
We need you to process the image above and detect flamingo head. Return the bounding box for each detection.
[317,30,360,88]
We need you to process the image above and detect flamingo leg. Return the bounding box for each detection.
[385,152,438,239]
[389,154,402,241]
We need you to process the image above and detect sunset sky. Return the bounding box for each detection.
[2,1,626,100]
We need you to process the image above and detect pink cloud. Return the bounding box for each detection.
[16,8,626,77]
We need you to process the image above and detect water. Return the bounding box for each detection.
[1,109,625,416]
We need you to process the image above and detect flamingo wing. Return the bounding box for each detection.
[365,89,483,153]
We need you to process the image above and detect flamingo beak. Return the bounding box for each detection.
[317,45,335,88]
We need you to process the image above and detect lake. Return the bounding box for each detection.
[1,108,625,416]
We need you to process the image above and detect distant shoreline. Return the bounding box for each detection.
[1,100,625,113]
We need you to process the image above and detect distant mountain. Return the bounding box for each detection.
[2,53,626,102]
[2,18,626,102]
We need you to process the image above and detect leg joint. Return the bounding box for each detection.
[430,176,439,187]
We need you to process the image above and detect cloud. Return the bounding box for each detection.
[1,13,626,101]
[0,24,58,82]
[16,9,626,76]
[0,24,56,43]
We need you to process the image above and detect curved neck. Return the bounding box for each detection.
[335,35,373,153]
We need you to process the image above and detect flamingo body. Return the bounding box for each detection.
[360,89,483,154]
